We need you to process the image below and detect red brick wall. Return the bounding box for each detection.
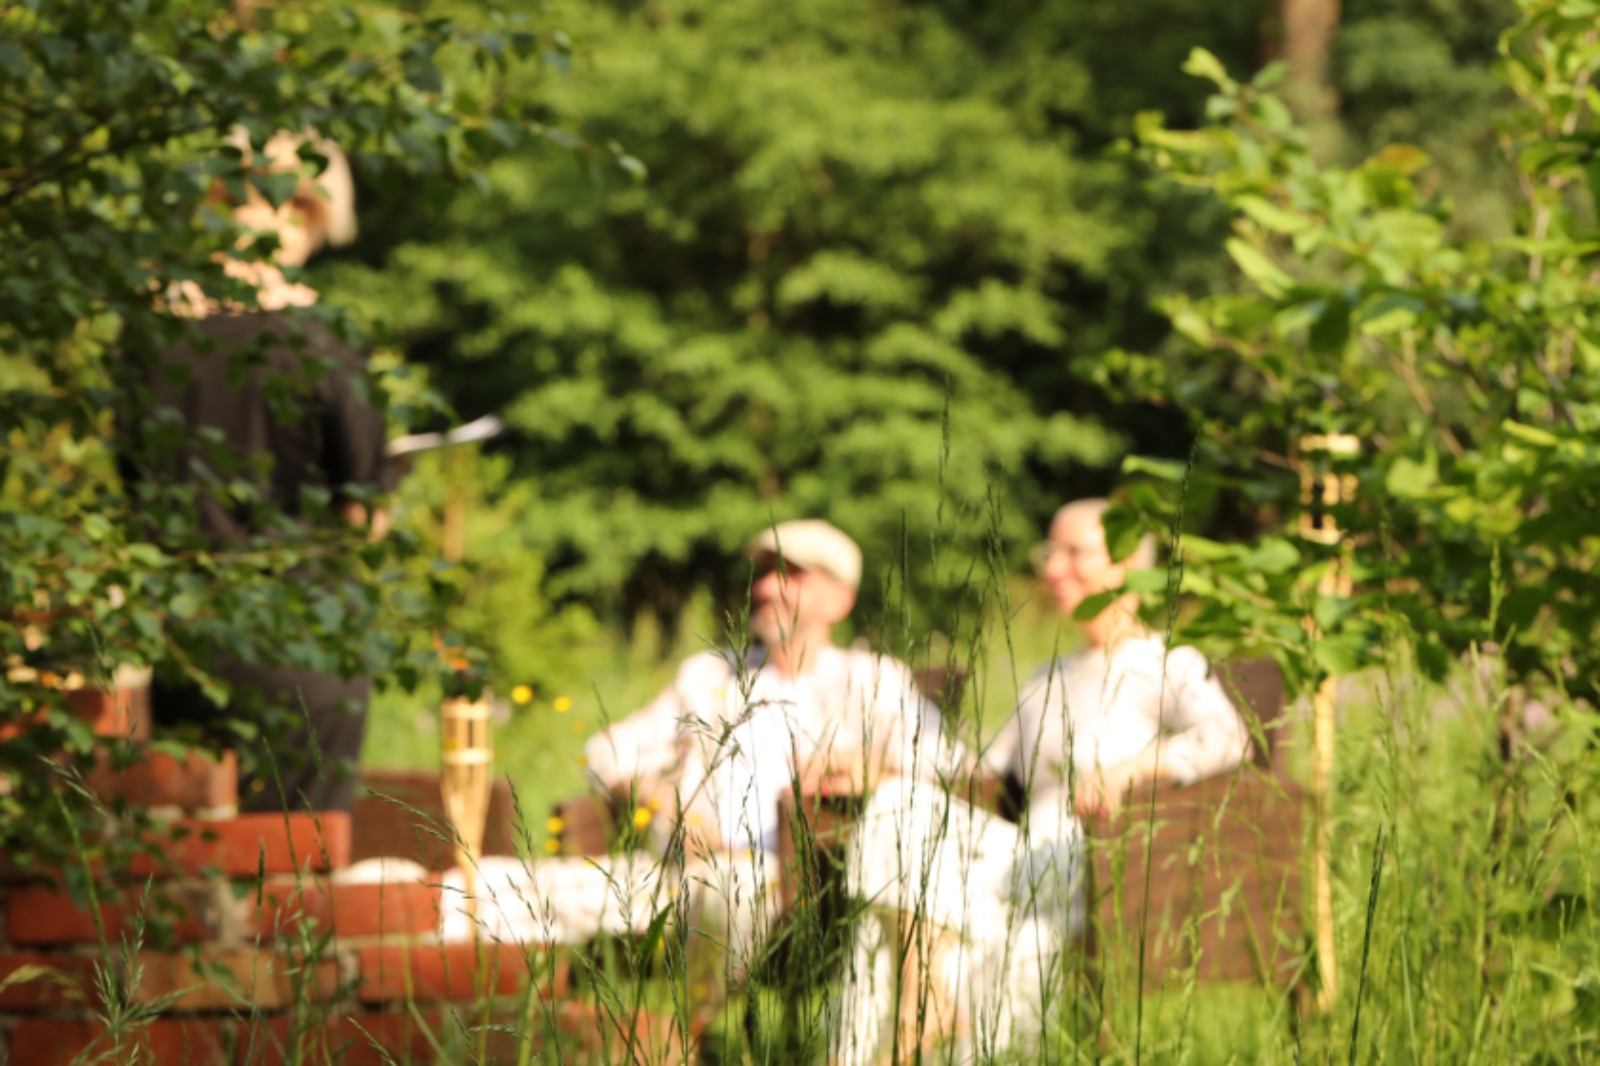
[0,685,607,1066]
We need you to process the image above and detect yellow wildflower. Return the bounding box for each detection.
[553,695,573,713]
[546,815,565,835]
[544,837,561,855]
[632,806,653,831]
[511,684,534,705]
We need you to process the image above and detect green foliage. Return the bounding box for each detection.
[393,446,600,693]
[1337,0,1520,236]
[0,0,562,861]
[1107,0,1600,701]
[323,0,1294,637]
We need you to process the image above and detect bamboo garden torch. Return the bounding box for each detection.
[441,688,494,932]
[437,434,489,928]
[1297,431,1358,1011]
[385,416,505,935]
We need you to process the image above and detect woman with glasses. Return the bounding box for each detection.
[841,498,1249,1063]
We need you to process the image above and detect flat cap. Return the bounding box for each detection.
[748,519,862,591]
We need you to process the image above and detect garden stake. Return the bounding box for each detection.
[442,693,494,931]
[1298,431,1358,1012]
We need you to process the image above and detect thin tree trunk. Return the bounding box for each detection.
[1282,0,1341,122]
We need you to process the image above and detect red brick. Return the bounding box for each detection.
[0,951,86,1008]
[353,771,520,871]
[6,882,222,946]
[355,940,546,1003]
[10,1016,233,1066]
[88,748,239,815]
[0,682,150,744]
[324,1009,448,1066]
[134,948,344,1011]
[233,1014,333,1066]
[66,682,153,740]
[0,948,341,1011]
[553,1001,685,1064]
[257,879,443,940]
[352,1005,555,1066]
[128,812,351,877]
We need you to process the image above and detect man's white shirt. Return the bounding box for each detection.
[585,644,959,853]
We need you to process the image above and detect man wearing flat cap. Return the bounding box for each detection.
[581,519,962,1009]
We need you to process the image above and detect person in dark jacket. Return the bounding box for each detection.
[119,131,389,814]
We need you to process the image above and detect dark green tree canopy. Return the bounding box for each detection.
[327,0,1288,634]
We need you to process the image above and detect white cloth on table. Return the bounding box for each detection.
[433,849,783,977]
[332,856,429,885]
[439,853,663,945]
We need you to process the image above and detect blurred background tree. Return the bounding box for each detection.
[323,0,1518,654]
[1104,1,1599,702]
[3,0,1534,772]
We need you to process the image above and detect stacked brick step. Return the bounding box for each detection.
[0,686,583,1066]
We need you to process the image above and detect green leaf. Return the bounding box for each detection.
[312,595,346,632]
[1385,452,1438,497]
[1312,636,1363,677]
[1355,294,1424,336]
[1181,48,1234,89]
[1502,420,1561,448]
[634,903,675,966]
[1168,306,1216,348]
[1309,297,1351,355]
[1236,195,1310,236]
[1225,239,1292,297]
[169,591,201,620]
[1123,568,1168,592]
[1121,455,1188,481]
[1588,156,1600,224]
[1241,537,1300,574]
[1101,503,1147,564]
[1072,589,1121,622]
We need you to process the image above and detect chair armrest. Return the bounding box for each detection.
[550,792,616,857]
